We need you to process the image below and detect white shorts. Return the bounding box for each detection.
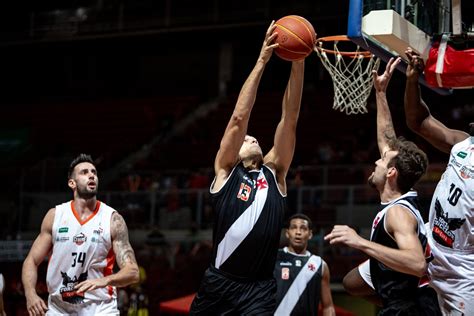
[357,259,375,290]
[428,242,474,316]
[47,295,119,316]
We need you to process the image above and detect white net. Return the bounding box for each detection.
[315,39,380,115]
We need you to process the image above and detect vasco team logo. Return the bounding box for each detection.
[59,271,88,304]
[73,232,87,246]
[432,199,466,248]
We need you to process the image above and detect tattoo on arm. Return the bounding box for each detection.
[111,212,137,268]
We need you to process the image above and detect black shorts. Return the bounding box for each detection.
[416,286,442,316]
[379,286,441,316]
[190,266,276,315]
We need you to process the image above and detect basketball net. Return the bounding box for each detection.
[315,36,380,115]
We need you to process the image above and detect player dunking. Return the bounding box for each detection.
[274,214,335,316]
[190,21,304,315]
[325,58,440,315]
[22,154,139,315]
[405,48,474,315]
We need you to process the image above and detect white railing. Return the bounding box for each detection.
[18,183,436,231]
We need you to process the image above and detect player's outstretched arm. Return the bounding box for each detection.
[22,208,55,316]
[320,261,336,316]
[213,22,278,185]
[404,48,468,153]
[325,207,426,277]
[373,57,401,156]
[75,212,139,293]
[263,60,304,193]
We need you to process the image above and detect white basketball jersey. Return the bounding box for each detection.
[428,136,474,252]
[46,201,117,305]
[428,137,474,315]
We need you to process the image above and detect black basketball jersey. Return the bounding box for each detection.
[210,163,286,280]
[274,248,322,316]
[370,191,430,307]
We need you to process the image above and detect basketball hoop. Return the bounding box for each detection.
[314,35,380,115]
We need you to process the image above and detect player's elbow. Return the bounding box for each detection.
[412,259,427,278]
[405,118,422,134]
[130,265,140,285]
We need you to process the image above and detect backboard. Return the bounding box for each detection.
[347,0,456,94]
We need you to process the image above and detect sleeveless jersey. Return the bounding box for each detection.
[427,136,474,315]
[428,136,473,251]
[210,163,286,280]
[274,247,322,316]
[369,191,430,306]
[46,201,117,305]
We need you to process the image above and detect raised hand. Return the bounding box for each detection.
[405,48,424,81]
[373,57,401,92]
[258,21,279,64]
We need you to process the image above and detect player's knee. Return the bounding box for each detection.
[342,273,359,296]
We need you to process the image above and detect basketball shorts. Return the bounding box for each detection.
[190,266,276,315]
[358,259,374,290]
[47,295,119,316]
[359,260,441,316]
[428,244,474,316]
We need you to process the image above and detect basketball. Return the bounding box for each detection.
[273,15,317,61]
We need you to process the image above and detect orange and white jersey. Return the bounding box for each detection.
[46,200,117,305]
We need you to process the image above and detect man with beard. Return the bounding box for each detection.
[325,58,439,315]
[190,21,304,315]
[404,48,474,316]
[22,154,139,315]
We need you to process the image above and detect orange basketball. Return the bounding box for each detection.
[273,15,317,61]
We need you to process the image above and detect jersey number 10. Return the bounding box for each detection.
[448,183,462,206]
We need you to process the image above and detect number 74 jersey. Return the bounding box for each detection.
[46,200,116,305]
[429,136,474,251]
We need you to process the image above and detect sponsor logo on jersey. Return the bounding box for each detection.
[90,236,102,243]
[295,260,302,267]
[280,261,293,266]
[460,166,474,179]
[450,157,462,168]
[457,151,467,159]
[93,227,103,235]
[281,267,290,280]
[58,227,68,233]
[59,271,88,304]
[432,199,466,248]
[55,236,69,243]
[73,232,87,245]
[242,175,254,185]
